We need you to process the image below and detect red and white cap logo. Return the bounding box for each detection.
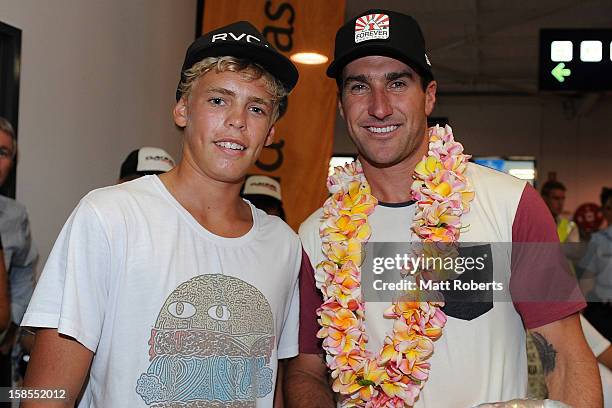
[354,14,389,43]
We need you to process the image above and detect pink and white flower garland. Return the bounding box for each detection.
[315,125,475,407]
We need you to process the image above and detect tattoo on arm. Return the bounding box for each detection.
[532,332,557,375]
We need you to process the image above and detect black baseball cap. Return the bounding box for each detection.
[327,10,433,81]
[176,21,299,101]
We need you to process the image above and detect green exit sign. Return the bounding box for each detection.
[539,29,612,91]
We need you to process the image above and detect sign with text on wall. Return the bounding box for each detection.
[201,0,346,230]
[539,29,612,91]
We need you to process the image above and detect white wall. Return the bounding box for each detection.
[333,94,612,217]
[0,0,196,269]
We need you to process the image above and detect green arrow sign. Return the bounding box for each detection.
[551,62,571,82]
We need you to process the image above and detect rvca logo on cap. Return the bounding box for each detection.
[354,13,390,43]
[211,32,269,47]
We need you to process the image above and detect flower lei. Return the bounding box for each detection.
[315,125,475,407]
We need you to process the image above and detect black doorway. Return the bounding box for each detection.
[0,21,21,198]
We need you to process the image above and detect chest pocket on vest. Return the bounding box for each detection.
[441,244,494,321]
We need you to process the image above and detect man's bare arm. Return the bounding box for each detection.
[530,313,602,407]
[285,353,334,407]
[22,328,93,407]
[275,359,286,407]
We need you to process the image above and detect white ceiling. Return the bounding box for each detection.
[343,0,612,94]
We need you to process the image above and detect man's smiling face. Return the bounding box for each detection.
[339,55,436,168]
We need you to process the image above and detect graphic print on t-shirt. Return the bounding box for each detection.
[135,274,275,406]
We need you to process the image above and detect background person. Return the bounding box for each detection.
[541,180,580,244]
[241,174,286,220]
[0,118,37,397]
[0,246,9,335]
[579,187,612,342]
[532,179,612,404]
[117,146,175,183]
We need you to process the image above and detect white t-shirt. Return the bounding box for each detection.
[22,176,301,407]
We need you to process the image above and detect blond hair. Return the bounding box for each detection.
[178,56,287,121]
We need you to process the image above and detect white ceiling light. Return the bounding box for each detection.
[290,52,329,65]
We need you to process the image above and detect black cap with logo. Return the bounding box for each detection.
[176,21,299,101]
[327,10,433,81]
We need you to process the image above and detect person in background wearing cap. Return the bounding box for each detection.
[21,21,300,407]
[242,175,286,220]
[117,146,176,183]
[287,9,600,408]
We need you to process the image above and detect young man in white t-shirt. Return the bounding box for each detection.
[21,21,301,407]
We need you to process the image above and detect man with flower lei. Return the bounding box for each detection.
[285,9,600,408]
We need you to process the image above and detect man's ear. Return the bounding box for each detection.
[173,97,188,128]
[264,125,276,147]
[425,80,437,116]
[338,98,345,120]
